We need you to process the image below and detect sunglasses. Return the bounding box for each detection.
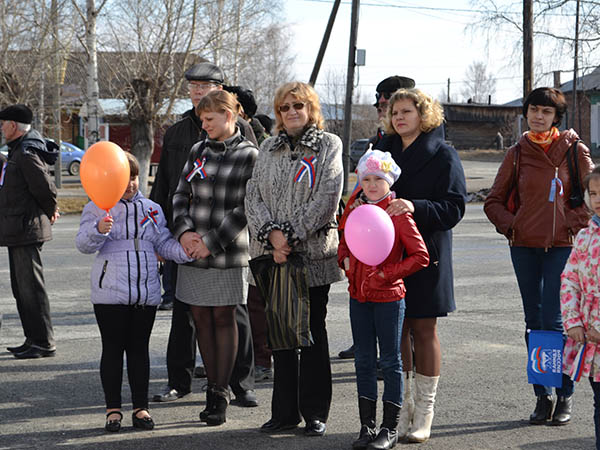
[279,102,305,113]
[375,92,392,102]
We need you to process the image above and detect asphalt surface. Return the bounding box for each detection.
[0,160,597,449]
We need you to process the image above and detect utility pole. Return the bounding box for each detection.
[51,0,62,188]
[447,78,450,103]
[523,0,533,98]
[309,0,341,86]
[341,0,359,195]
[572,0,580,130]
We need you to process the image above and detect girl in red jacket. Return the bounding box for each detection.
[338,149,429,450]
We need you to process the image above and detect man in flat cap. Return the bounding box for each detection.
[338,75,416,361]
[150,62,259,407]
[0,104,60,359]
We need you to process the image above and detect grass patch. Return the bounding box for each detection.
[58,197,89,214]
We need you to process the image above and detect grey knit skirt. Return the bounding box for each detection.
[176,265,248,307]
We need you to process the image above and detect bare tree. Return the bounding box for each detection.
[461,61,497,103]
[469,0,600,86]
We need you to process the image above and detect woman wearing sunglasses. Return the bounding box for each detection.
[245,81,344,437]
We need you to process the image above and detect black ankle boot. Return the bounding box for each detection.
[206,386,229,426]
[352,397,377,450]
[551,396,572,425]
[529,395,554,425]
[199,384,215,422]
[367,401,400,450]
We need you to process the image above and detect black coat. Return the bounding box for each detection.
[149,108,257,227]
[0,129,58,247]
[376,125,466,317]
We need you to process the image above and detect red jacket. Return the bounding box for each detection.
[338,194,429,302]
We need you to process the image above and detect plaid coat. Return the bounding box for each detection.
[172,130,258,269]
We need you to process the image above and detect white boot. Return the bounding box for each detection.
[397,371,414,439]
[407,373,439,443]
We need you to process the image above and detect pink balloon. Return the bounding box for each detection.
[345,204,395,266]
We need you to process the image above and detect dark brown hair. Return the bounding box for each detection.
[522,87,567,127]
[125,152,139,178]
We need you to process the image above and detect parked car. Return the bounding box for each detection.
[0,141,84,176]
[57,141,85,176]
[350,138,370,171]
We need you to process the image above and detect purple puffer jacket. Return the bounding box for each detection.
[76,191,192,306]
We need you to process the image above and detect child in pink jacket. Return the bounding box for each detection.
[561,165,600,449]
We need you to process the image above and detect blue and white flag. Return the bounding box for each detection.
[527,330,564,388]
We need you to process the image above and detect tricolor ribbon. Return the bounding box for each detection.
[548,168,564,202]
[0,162,6,187]
[140,207,159,230]
[186,157,208,182]
[294,156,317,188]
[569,341,587,382]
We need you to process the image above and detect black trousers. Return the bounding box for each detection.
[166,282,255,394]
[8,244,54,349]
[94,304,157,410]
[271,285,332,424]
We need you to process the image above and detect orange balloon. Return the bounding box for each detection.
[80,141,130,211]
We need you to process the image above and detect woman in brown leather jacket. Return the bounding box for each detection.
[485,87,593,427]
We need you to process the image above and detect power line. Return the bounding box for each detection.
[299,0,577,17]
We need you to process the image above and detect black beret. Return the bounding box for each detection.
[224,85,257,117]
[255,114,273,134]
[184,62,225,84]
[0,104,33,124]
[376,76,415,94]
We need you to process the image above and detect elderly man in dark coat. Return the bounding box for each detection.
[0,104,60,359]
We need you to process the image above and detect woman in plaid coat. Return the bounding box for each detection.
[172,90,258,426]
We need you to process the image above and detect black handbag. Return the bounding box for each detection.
[566,140,584,209]
[249,253,313,351]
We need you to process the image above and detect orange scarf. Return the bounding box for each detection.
[526,127,560,152]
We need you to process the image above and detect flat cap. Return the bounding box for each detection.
[224,85,257,117]
[0,104,33,124]
[185,62,225,84]
[376,76,415,94]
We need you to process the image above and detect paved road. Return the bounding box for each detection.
[0,205,595,449]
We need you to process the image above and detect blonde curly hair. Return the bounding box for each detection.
[273,81,325,134]
[383,88,444,135]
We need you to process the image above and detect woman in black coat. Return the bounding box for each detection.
[375,88,466,443]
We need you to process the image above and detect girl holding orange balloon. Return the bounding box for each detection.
[338,149,429,450]
[171,90,258,426]
[76,152,192,433]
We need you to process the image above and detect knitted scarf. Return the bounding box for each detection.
[526,126,560,152]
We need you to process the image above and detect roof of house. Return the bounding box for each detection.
[559,66,600,93]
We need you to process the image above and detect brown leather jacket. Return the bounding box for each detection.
[484,129,594,248]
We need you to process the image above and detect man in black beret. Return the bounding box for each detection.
[0,104,60,359]
[150,62,258,407]
[224,85,270,145]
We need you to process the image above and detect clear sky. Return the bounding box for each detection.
[282,0,558,105]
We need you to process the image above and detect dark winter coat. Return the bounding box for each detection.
[0,129,58,247]
[149,108,257,228]
[375,125,467,317]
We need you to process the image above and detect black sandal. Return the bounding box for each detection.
[105,411,122,432]
[132,408,155,430]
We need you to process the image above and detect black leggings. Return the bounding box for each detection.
[93,304,157,410]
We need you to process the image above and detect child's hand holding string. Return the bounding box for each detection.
[97,216,113,234]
